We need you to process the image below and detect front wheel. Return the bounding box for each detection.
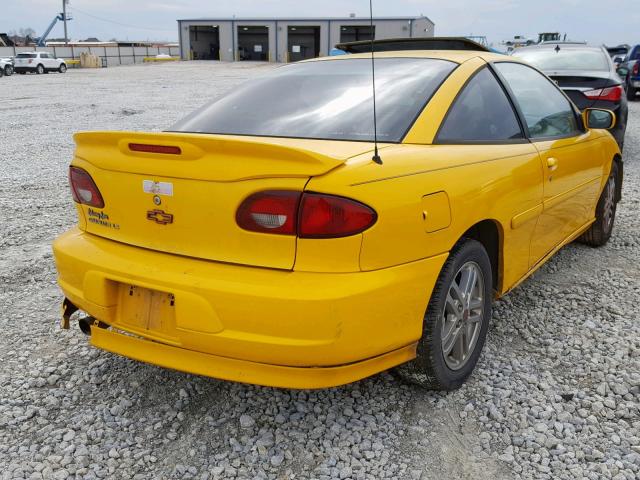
[579,162,619,247]
[4,64,13,76]
[394,239,492,390]
[59,63,67,73]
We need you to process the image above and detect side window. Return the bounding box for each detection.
[436,67,523,143]
[40,53,48,59]
[494,62,580,139]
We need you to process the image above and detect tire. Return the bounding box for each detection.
[579,162,619,247]
[626,84,636,101]
[36,64,44,74]
[59,63,67,73]
[393,239,493,390]
[0,68,3,79]
[4,65,13,76]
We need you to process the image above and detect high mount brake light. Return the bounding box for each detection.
[129,143,182,155]
[69,167,105,208]
[236,190,377,238]
[583,86,623,102]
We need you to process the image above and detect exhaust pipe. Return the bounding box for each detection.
[61,298,108,336]
[78,316,94,336]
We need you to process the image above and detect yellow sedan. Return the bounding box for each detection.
[53,47,622,390]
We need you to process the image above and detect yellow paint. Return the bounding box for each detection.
[53,50,621,388]
[420,192,451,233]
[142,57,180,62]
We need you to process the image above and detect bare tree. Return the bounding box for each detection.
[18,28,37,38]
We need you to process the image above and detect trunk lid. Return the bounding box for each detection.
[73,131,373,269]
[546,70,617,110]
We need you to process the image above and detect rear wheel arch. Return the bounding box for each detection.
[459,219,502,294]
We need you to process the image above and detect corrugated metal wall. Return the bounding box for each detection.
[0,45,181,66]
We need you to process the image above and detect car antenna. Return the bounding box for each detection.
[369,0,383,165]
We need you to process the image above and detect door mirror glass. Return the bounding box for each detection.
[584,109,615,130]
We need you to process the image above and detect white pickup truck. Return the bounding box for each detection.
[14,52,67,74]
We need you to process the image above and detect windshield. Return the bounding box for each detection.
[512,48,609,71]
[169,58,456,142]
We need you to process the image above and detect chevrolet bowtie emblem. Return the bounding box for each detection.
[146,209,174,225]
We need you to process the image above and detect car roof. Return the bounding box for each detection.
[306,49,513,65]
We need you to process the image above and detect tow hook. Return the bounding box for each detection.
[61,298,78,330]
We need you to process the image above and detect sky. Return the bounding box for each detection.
[3,0,639,46]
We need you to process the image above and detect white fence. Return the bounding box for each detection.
[0,45,181,66]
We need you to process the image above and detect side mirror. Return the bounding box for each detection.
[617,66,629,77]
[583,108,616,130]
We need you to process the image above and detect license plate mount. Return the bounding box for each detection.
[118,284,176,338]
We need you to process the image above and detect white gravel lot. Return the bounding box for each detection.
[0,62,638,480]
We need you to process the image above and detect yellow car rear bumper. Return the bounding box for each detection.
[53,229,447,388]
[90,327,417,389]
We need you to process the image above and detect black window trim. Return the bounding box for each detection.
[491,60,586,142]
[433,64,529,145]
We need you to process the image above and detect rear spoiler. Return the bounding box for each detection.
[335,36,490,54]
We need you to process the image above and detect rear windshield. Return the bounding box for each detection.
[512,48,610,71]
[169,58,456,142]
[607,48,628,58]
[16,53,36,58]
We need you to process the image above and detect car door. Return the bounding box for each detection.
[44,53,55,69]
[39,53,49,69]
[494,61,606,265]
[434,65,543,287]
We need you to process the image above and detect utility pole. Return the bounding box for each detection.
[63,0,69,45]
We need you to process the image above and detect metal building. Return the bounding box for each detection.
[177,16,435,62]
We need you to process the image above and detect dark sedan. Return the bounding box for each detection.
[513,44,627,149]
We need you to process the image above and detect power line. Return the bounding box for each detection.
[69,6,175,32]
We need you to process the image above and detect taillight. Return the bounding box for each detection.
[236,191,301,235]
[583,85,623,102]
[69,167,105,208]
[633,63,639,76]
[298,193,377,238]
[236,190,377,238]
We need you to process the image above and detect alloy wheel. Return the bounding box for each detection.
[603,174,616,232]
[441,261,485,370]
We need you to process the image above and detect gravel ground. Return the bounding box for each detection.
[0,62,638,480]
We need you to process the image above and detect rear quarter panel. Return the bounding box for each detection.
[304,142,544,292]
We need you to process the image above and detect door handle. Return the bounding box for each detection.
[547,157,558,172]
